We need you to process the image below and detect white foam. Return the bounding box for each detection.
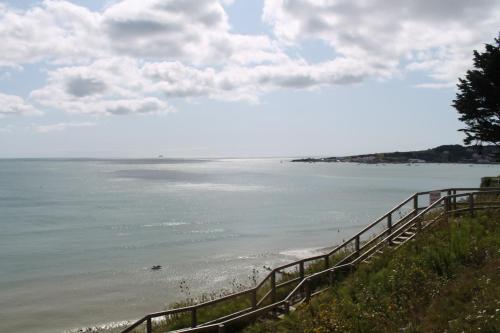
[66,320,130,333]
[142,222,189,228]
[190,228,225,234]
[279,247,325,259]
[171,182,272,192]
[67,315,170,333]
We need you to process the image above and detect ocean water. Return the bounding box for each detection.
[0,158,497,333]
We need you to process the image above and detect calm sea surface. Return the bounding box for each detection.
[0,158,497,332]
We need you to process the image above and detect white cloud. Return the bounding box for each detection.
[101,0,231,64]
[0,0,287,67]
[2,0,309,115]
[263,0,500,87]
[41,56,381,107]
[2,0,499,119]
[209,57,385,100]
[30,57,174,115]
[34,121,96,133]
[0,0,102,66]
[0,93,42,117]
[225,34,289,65]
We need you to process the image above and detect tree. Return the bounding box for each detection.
[452,33,500,146]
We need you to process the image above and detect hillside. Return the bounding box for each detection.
[243,209,500,333]
[292,144,499,164]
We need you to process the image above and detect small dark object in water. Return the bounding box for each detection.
[151,265,162,270]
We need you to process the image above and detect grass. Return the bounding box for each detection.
[140,277,257,332]
[117,189,499,333]
[481,175,500,188]
[242,209,500,333]
[136,251,354,332]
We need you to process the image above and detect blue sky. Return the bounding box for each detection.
[0,0,498,157]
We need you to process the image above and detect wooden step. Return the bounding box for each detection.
[277,306,296,319]
[362,249,385,264]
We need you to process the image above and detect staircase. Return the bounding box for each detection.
[121,188,500,333]
[362,225,418,264]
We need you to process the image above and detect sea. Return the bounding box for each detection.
[0,158,497,333]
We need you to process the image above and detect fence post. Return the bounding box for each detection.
[355,235,360,258]
[299,260,305,297]
[146,316,152,333]
[329,269,335,286]
[218,324,225,333]
[324,255,329,270]
[469,193,474,216]
[271,270,277,303]
[445,190,452,221]
[452,189,457,211]
[413,195,419,214]
[305,278,311,303]
[284,301,290,314]
[387,213,392,244]
[191,307,197,328]
[251,288,257,309]
[416,214,422,231]
[444,196,450,222]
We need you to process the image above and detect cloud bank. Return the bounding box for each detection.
[263,0,500,86]
[34,121,96,133]
[0,0,498,116]
[0,93,41,117]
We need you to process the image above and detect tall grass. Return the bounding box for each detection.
[125,244,354,332]
[244,209,500,333]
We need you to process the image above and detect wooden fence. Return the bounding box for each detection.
[122,188,500,333]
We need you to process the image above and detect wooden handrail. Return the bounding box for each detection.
[335,209,416,266]
[121,188,500,333]
[283,190,500,306]
[354,197,447,264]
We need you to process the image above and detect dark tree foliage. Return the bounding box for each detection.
[452,33,500,146]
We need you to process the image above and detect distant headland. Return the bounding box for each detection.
[292,145,499,164]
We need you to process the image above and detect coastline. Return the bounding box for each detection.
[291,144,499,164]
[3,159,497,333]
[71,245,334,333]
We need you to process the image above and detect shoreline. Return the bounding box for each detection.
[72,245,336,333]
[4,159,495,333]
[291,144,499,164]
[291,159,500,165]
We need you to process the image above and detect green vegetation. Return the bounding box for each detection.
[291,144,499,163]
[144,276,257,332]
[453,32,500,146]
[115,191,499,333]
[243,210,500,333]
[136,251,352,333]
[481,175,500,188]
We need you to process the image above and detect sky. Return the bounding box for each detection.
[0,0,499,158]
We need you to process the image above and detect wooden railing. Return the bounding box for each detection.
[122,188,500,333]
